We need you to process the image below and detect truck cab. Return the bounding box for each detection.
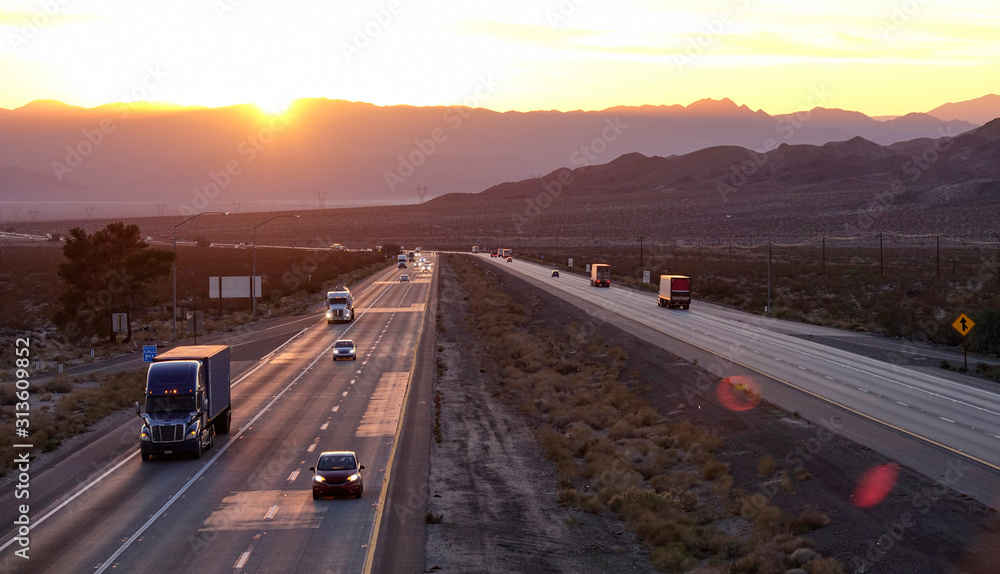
[137,345,232,461]
[326,287,355,323]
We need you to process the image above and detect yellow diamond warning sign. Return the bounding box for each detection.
[952,313,975,337]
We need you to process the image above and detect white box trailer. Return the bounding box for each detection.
[658,275,691,309]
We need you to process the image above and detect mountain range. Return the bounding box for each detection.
[0,94,996,221]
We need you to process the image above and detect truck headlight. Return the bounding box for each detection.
[187,422,200,439]
[140,426,151,442]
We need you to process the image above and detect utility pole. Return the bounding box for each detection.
[879,230,883,276]
[639,236,644,271]
[822,235,826,273]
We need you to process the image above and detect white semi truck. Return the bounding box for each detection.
[326,287,355,323]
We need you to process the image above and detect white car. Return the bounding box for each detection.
[332,340,357,361]
[399,275,410,282]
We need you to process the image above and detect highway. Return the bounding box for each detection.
[481,254,1000,505]
[0,259,433,573]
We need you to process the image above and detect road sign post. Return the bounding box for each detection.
[952,313,975,370]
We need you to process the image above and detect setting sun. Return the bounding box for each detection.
[255,98,295,116]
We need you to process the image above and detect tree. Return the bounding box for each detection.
[54,222,175,344]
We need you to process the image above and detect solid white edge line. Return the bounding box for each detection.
[91,265,409,573]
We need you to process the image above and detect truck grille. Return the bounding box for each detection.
[151,423,185,443]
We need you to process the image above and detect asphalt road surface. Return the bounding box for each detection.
[0,260,434,573]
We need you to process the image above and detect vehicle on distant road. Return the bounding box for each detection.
[472,246,480,253]
[137,345,232,461]
[325,287,355,323]
[590,264,611,287]
[506,257,512,263]
[310,451,365,499]
[658,275,691,309]
[551,270,559,277]
[408,251,415,262]
[501,248,511,258]
[332,339,357,361]
[400,274,410,282]
[397,254,407,268]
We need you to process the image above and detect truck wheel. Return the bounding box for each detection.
[141,452,150,462]
[215,409,232,435]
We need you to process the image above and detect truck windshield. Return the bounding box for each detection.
[146,395,196,416]
[329,297,348,305]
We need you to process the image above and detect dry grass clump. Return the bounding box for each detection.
[0,368,146,474]
[787,509,831,535]
[446,254,841,573]
[758,454,777,478]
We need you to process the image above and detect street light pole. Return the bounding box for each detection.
[252,214,300,321]
[727,214,774,315]
[173,211,227,340]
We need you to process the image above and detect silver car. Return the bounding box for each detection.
[332,339,357,361]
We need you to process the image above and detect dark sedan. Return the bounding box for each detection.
[311,451,365,499]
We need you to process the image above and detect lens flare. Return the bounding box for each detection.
[715,375,762,412]
[852,463,900,508]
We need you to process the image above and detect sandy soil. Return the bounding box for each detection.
[426,254,999,573]
[424,257,657,573]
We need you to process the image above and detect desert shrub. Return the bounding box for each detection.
[44,375,74,394]
[701,458,729,481]
[787,509,830,534]
[758,454,777,478]
[650,544,696,573]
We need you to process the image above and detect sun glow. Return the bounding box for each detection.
[256,98,296,116]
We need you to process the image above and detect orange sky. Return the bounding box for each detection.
[0,0,997,116]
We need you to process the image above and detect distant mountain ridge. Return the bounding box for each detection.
[0,95,991,219]
[455,119,1000,203]
[926,94,1000,125]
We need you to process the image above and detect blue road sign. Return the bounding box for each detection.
[142,345,157,362]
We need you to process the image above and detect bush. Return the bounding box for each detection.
[758,454,777,478]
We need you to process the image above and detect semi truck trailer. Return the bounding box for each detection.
[658,275,691,309]
[590,264,611,287]
[136,345,232,460]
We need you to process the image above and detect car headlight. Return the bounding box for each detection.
[313,475,326,484]
[140,426,151,441]
[346,473,359,482]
